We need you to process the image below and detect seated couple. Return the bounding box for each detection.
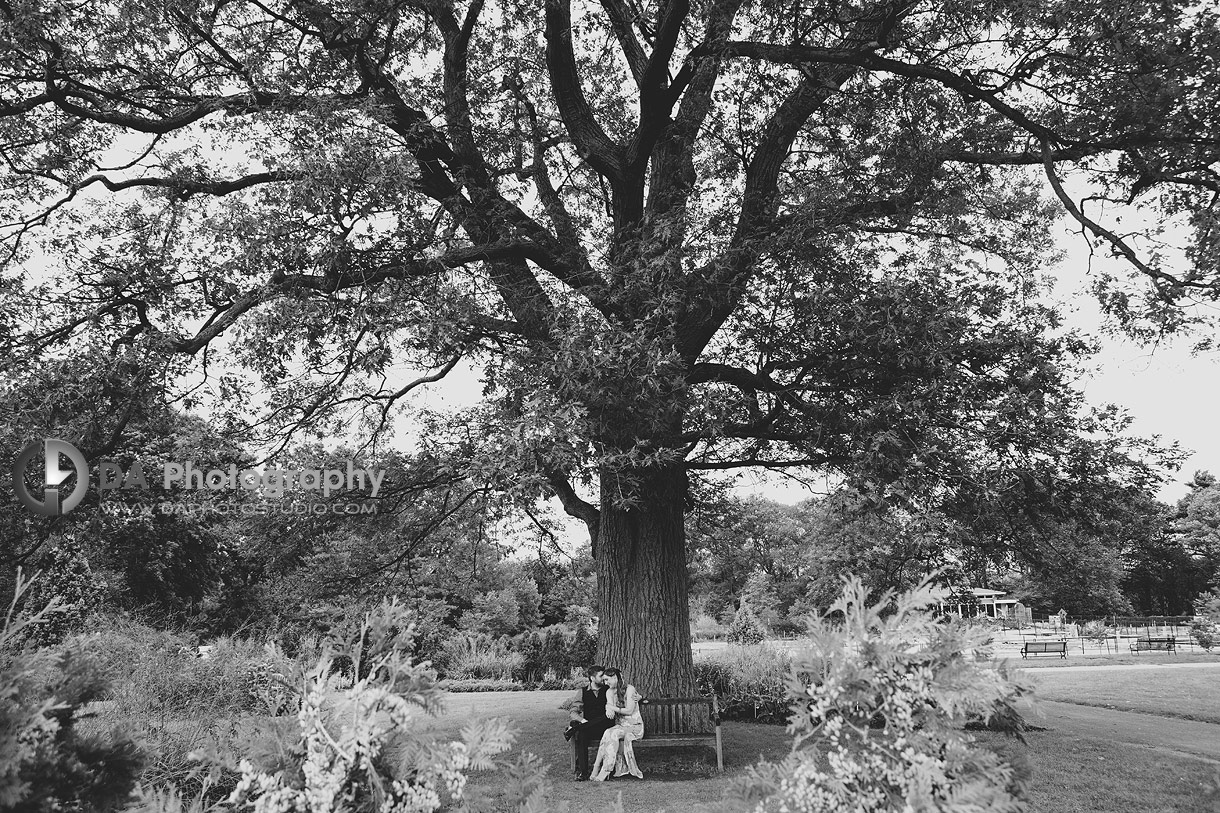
[560,665,644,781]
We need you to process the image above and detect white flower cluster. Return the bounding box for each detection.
[226,687,357,813]
[227,764,305,813]
[380,736,472,812]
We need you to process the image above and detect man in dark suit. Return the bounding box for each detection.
[560,664,614,780]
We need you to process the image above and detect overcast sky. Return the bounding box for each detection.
[1051,233,1219,506]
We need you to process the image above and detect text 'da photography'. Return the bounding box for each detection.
[9,437,384,518]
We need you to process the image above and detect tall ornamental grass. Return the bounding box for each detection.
[694,644,794,722]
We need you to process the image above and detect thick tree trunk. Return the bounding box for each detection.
[594,464,695,697]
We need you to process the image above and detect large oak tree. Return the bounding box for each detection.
[1,0,1217,694]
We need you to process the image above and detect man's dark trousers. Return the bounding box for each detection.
[573,716,616,778]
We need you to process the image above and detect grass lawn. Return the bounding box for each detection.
[418,690,790,811]
[1029,666,1220,723]
[83,683,1220,811]
[1000,651,1220,670]
[973,728,1220,813]
[424,690,1220,813]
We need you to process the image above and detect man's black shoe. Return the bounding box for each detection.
[574,772,588,781]
[563,725,576,741]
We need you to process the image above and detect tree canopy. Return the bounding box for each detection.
[2,0,1218,691]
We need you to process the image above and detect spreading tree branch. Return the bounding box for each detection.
[1040,141,1195,293]
[544,0,628,201]
[544,469,601,554]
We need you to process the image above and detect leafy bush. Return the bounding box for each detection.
[536,677,569,691]
[1196,589,1220,623]
[539,626,572,678]
[56,616,296,804]
[441,633,525,680]
[569,624,597,669]
[397,596,455,669]
[690,612,726,641]
[694,644,793,722]
[726,600,767,645]
[18,536,103,646]
[439,678,530,692]
[767,616,805,639]
[70,617,294,719]
[1191,622,1215,651]
[509,626,590,684]
[459,587,526,637]
[1,569,145,812]
[513,630,546,682]
[439,674,583,693]
[713,576,1032,813]
[1081,620,1113,642]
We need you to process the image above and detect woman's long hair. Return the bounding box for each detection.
[603,667,628,709]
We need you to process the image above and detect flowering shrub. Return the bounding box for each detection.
[714,576,1032,813]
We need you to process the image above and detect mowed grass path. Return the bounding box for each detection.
[973,728,1220,813]
[1029,665,1220,723]
[420,689,1219,813]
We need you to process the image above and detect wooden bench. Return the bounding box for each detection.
[1130,636,1176,654]
[1021,640,1067,658]
[570,695,724,773]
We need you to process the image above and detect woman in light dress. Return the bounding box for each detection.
[589,667,645,781]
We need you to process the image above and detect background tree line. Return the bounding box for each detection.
[691,477,1220,628]
[5,374,1214,652]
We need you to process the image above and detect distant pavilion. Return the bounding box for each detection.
[934,587,1023,619]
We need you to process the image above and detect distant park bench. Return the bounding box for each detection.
[1021,640,1067,658]
[1130,636,1176,654]
[570,695,724,773]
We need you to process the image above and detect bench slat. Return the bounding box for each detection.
[635,736,717,746]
